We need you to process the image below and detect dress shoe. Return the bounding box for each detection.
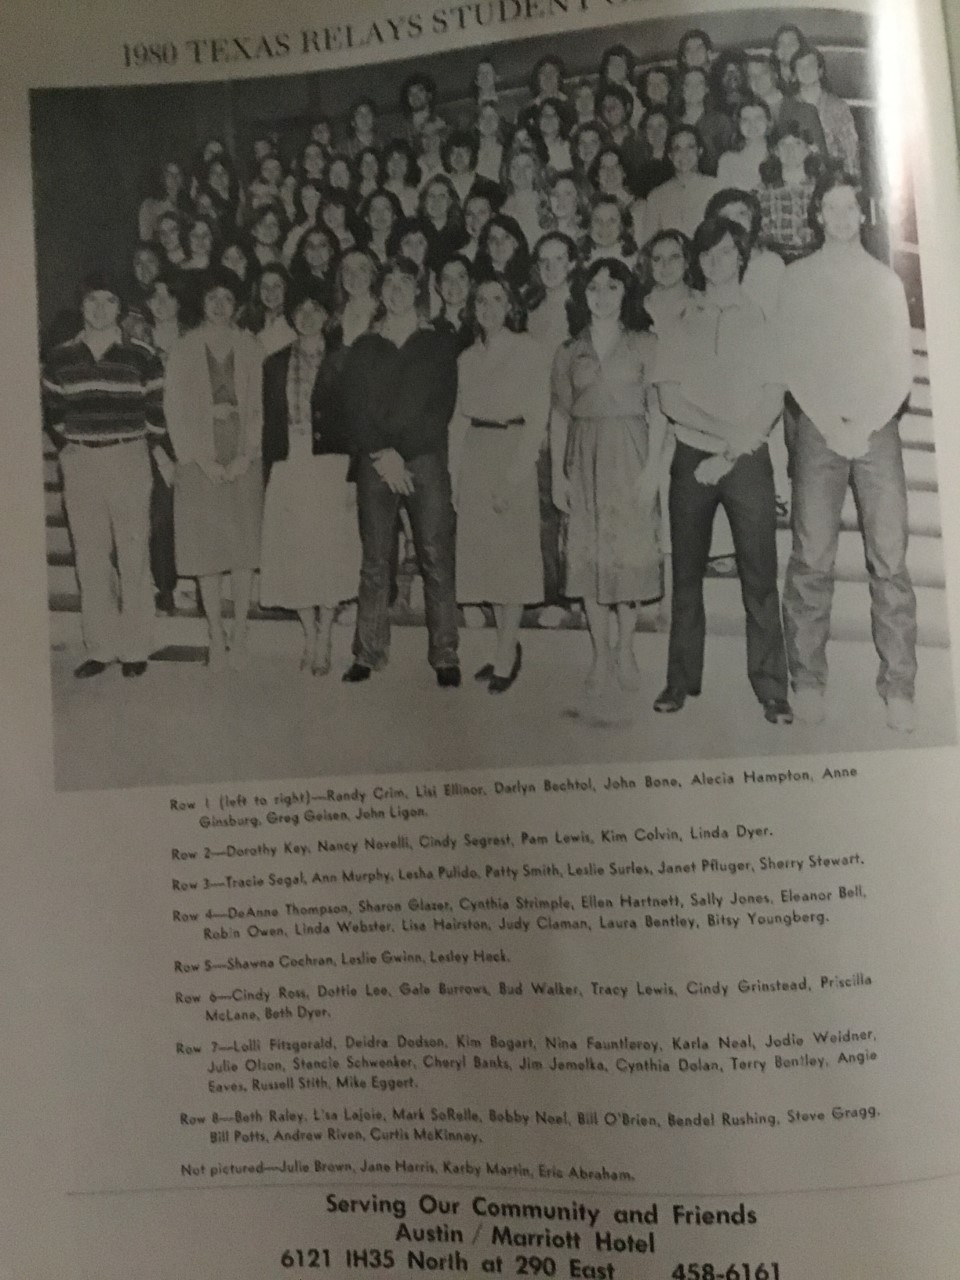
[121,661,148,678]
[762,697,794,725]
[653,685,686,713]
[474,663,495,682]
[342,663,372,683]
[489,644,522,694]
[74,659,111,679]
[436,666,462,688]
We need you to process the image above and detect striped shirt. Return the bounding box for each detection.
[42,336,165,446]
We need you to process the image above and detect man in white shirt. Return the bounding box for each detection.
[778,172,916,731]
[653,217,791,724]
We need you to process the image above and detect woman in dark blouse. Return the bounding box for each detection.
[260,281,358,675]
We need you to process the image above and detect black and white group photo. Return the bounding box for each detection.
[31,6,956,789]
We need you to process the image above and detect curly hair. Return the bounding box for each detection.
[568,256,649,334]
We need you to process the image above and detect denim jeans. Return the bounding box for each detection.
[354,451,458,670]
[782,413,917,700]
[668,441,788,703]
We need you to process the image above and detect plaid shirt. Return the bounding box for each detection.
[286,342,323,440]
[759,182,816,259]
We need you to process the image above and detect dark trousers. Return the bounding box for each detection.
[149,459,177,600]
[354,451,458,670]
[537,447,563,606]
[667,441,787,703]
[782,414,916,700]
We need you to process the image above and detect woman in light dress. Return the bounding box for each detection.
[448,276,549,692]
[260,282,359,675]
[550,258,665,694]
[164,267,265,670]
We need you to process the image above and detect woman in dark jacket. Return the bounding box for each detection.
[259,281,359,674]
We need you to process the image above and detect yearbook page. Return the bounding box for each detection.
[2,0,960,1275]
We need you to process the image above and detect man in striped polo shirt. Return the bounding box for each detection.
[42,272,168,678]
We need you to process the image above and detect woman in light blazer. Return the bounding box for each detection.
[164,266,264,669]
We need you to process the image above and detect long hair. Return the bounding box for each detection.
[524,232,580,312]
[705,187,763,244]
[689,216,751,290]
[383,138,422,188]
[371,254,432,325]
[473,213,532,294]
[417,173,465,232]
[581,194,638,260]
[463,273,528,344]
[759,125,824,188]
[359,187,404,250]
[545,170,591,235]
[807,168,868,243]
[288,225,339,287]
[567,256,649,334]
[243,262,291,334]
[636,228,694,293]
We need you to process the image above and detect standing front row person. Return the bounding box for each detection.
[448,275,548,692]
[260,282,360,676]
[551,258,665,695]
[339,256,461,687]
[778,171,916,732]
[653,216,793,724]
[164,267,264,671]
[42,273,167,678]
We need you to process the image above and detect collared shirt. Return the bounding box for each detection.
[42,335,165,446]
[777,244,911,457]
[645,173,721,238]
[759,181,817,258]
[653,291,784,450]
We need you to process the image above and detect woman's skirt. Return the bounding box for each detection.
[455,425,544,605]
[564,414,661,605]
[259,453,360,608]
[174,410,264,578]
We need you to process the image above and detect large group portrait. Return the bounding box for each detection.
[30,5,957,790]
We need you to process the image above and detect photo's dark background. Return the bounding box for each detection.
[30,6,924,329]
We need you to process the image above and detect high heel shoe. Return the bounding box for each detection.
[488,644,522,694]
[474,663,495,682]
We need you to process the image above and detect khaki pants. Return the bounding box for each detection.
[61,439,154,663]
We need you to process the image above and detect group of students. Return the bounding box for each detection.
[41,20,920,731]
